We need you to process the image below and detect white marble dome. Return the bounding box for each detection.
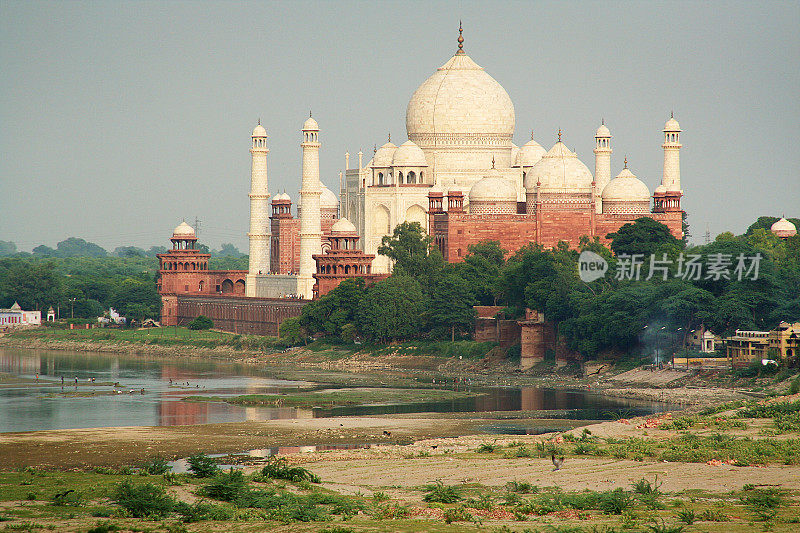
[595,124,610,137]
[469,170,517,203]
[331,218,357,234]
[372,142,397,167]
[391,140,428,166]
[252,124,267,137]
[664,117,681,131]
[515,138,547,167]
[654,184,667,195]
[320,185,339,209]
[406,53,515,139]
[273,192,291,201]
[172,221,195,238]
[771,217,797,238]
[303,116,319,131]
[525,142,593,190]
[602,167,650,202]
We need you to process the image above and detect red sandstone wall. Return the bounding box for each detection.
[174,295,307,336]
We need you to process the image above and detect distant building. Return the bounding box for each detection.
[725,322,800,367]
[0,302,41,328]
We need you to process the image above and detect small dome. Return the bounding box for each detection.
[469,170,517,203]
[602,167,650,202]
[172,221,195,238]
[252,124,267,137]
[515,138,547,167]
[392,140,428,167]
[664,116,681,131]
[331,218,357,234]
[771,217,797,238]
[595,123,610,137]
[654,184,667,195]
[273,192,291,202]
[303,116,319,131]
[320,186,339,209]
[372,142,397,167]
[525,141,593,190]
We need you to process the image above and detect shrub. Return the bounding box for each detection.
[186,453,220,478]
[141,456,171,475]
[476,443,496,453]
[676,509,696,524]
[597,488,634,515]
[374,503,411,519]
[443,505,473,524]
[87,522,121,533]
[632,476,662,495]
[698,508,727,521]
[111,480,174,518]
[789,374,800,394]
[261,457,320,483]
[422,480,462,503]
[188,315,213,330]
[174,501,235,522]
[202,469,248,502]
[506,481,538,494]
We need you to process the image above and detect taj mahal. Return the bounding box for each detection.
[157,27,685,329]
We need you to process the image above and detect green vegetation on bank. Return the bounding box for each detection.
[285,216,800,364]
[182,388,485,408]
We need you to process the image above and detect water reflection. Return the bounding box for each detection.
[0,348,674,433]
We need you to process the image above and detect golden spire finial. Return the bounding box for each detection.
[557,128,562,142]
[531,130,534,140]
[670,110,674,118]
[601,117,604,125]
[456,20,464,54]
[309,110,312,118]
[624,156,628,169]
[388,132,391,143]
[258,117,261,126]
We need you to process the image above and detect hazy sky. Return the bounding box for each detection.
[1,0,798,252]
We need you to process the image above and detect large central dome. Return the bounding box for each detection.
[406,53,515,141]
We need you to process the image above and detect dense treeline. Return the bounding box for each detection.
[0,238,248,321]
[284,216,800,360]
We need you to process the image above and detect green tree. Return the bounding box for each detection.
[377,221,444,290]
[279,316,307,345]
[114,246,146,258]
[0,260,62,311]
[356,276,425,342]
[32,245,56,256]
[0,241,17,257]
[216,243,243,257]
[108,278,161,320]
[606,217,682,258]
[452,241,506,305]
[56,237,107,257]
[188,315,213,330]
[299,278,366,337]
[429,272,477,340]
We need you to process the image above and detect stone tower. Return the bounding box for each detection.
[297,115,322,299]
[593,121,612,213]
[662,114,682,192]
[247,121,271,286]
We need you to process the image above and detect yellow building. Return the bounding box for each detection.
[726,322,800,368]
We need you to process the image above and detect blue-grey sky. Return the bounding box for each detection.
[1,0,798,252]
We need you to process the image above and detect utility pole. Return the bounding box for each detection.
[69,298,76,319]
[194,217,202,239]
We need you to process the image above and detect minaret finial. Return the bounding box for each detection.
[601,117,604,126]
[388,132,391,143]
[373,144,377,155]
[258,117,261,126]
[456,20,464,54]
[671,110,674,118]
[531,130,534,140]
[624,156,628,169]
[309,110,312,118]
[557,128,562,142]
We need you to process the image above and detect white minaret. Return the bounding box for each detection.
[297,115,322,299]
[662,113,682,191]
[246,121,270,293]
[594,121,612,213]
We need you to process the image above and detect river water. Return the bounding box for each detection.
[0,347,674,433]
